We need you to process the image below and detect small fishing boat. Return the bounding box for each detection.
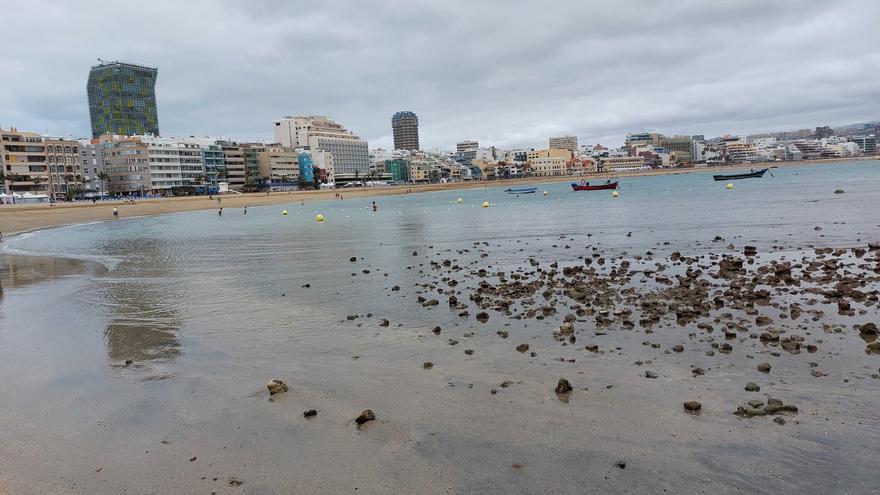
[505,187,537,194]
[571,180,618,191]
[712,168,768,181]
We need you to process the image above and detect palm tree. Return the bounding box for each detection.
[31,176,46,194]
[97,171,110,198]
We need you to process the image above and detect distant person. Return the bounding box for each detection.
[218,207,223,216]
[372,201,377,212]
[112,207,118,219]
[243,205,248,215]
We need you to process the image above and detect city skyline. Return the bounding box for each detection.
[2,1,879,149]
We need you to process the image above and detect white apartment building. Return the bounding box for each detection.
[138,136,205,193]
[272,115,369,181]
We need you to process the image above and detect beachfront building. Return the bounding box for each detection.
[79,141,107,198]
[218,141,245,188]
[87,60,159,138]
[44,138,83,200]
[258,146,299,189]
[100,135,151,196]
[530,156,566,176]
[658,135,694,164]
[599,156,647,172]
[272,115,369,183]
[391,111,419,151]
[456,141,479,166]
[848,135,876,155]
[549,135,578,153]
[0,127,49,194]
[241,144,267,190]
[385,158,410,183]
[139,136,192,194]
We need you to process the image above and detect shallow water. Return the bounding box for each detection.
[1,161,879,494]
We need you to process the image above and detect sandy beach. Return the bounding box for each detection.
[1,159,879,493]
[1,158,871,237]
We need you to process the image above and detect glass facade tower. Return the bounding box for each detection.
[87,61,159,137]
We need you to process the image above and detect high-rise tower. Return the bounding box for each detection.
[87,60,159,137]
[391,111,419,151]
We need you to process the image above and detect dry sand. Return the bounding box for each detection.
[0,158,870,237]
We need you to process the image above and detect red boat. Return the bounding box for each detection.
[571,180,618,191]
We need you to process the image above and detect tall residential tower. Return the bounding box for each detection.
[391,111,419,150]
[87,60,159,137]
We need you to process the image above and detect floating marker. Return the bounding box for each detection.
[726,183,734,190]
[612,191,620,198]
[282,210,288,216]
[482,201,490,208]
[456,198,463,204]
[543,191,549,196]
[316,214,325,222]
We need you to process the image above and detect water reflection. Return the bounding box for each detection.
[99,236,183,364]
[0,254,102,298]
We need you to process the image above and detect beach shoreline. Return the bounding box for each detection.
[0,156,872,238]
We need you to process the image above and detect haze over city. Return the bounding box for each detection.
[3,0,879,148]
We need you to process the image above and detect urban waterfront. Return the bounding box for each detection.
[1,161,879,493]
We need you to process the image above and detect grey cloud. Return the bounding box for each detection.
[2,0,878,149]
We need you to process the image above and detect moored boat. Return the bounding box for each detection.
[571,180,618,191]
[712,168,768,181]
[505,187,537,194]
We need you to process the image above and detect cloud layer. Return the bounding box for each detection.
[2,0,878,149]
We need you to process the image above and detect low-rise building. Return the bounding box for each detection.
[530,156,566,176]
[599,156,646,172]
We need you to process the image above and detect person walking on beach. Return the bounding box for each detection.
[112,207,118,219]
[243,205,248,215]
[218,207,223,216]
[372,201,378,212]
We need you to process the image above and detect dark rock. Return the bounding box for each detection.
[423,362,433,369]
[757,362,772,373]
[476,312,489,323]
[432,326,442,335]
[379,319,390,327]
[672,344,684,353]
[745,382,760,392]
[349,256,357,262]
[497,330,509,338]
[555,378,573,394]
[683,401,702,412]
[464,349,474,355]
[303,409,317,418]
[645,371,658,379]
[615,460,626,469]
[355,409,376,425]
[516,344,530,353]
[834,189,844,194]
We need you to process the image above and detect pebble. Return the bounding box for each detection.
[683,401,702,412]
[745,382,760,392]
[516,344,530,353]
[757,362,772,373]
[555,378,573,394]
[645,371,658,379]
[303,409,317,418]
[267,379,288,395]
[355,409,376,425]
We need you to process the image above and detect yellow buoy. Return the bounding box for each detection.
[612,191,620,198]
[456,198,463,204]
[481,201,490,208]
[282,210,288,216]
[543,191,549,196]
[315,214,324,222]
[726,183,734,190]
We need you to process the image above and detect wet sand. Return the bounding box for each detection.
[0,157,870,237]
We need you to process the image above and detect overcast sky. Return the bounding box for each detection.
[2,0,878,150]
